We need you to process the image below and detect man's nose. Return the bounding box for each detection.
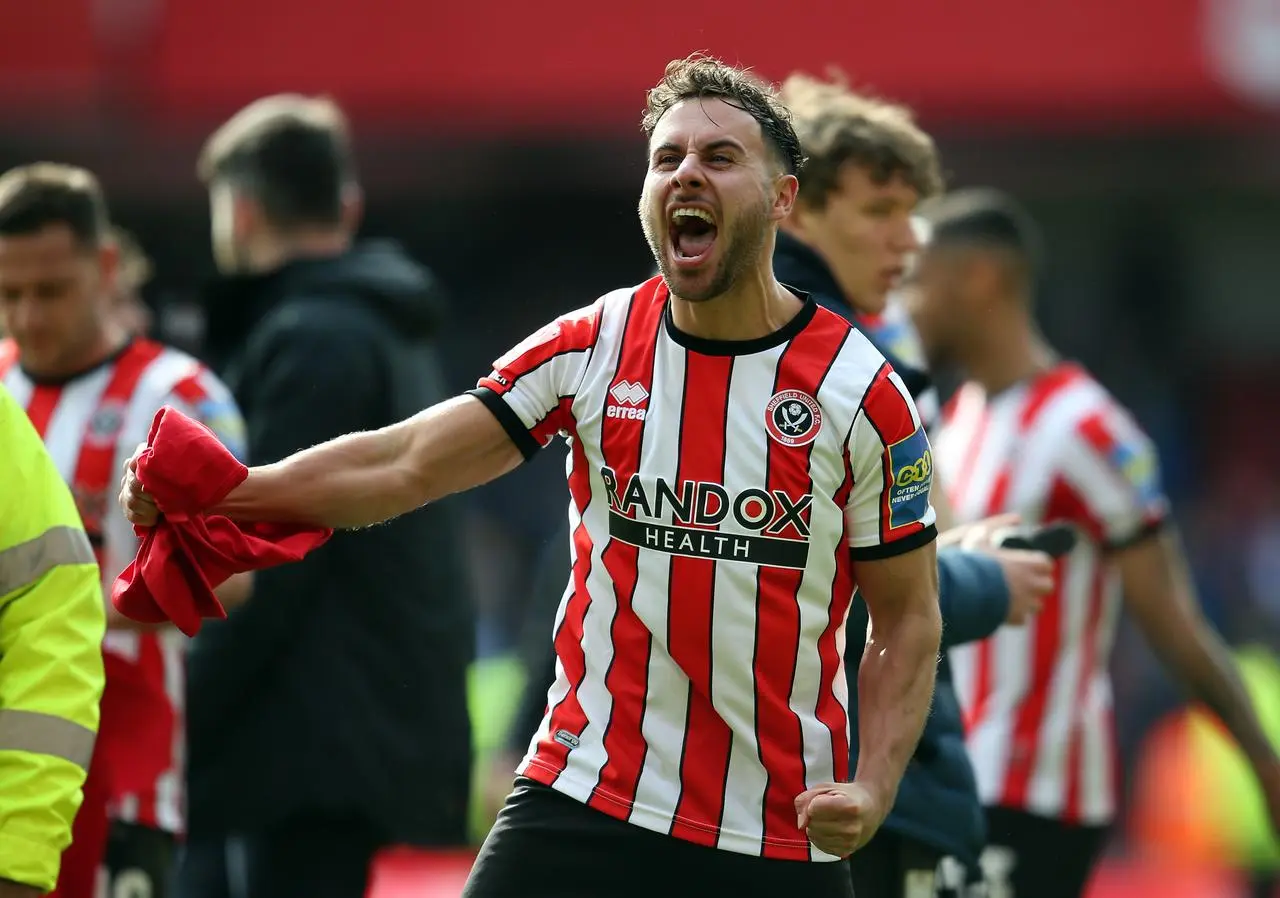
[893,219,921,254]
[671,153,706,191]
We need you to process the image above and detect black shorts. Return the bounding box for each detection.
[979,806,1109,898]
[462,778,854,898]
[103,821,176,898]
[848,828,944,898]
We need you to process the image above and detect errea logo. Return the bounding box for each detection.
[607,380,649,420]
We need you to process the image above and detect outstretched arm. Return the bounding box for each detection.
[124,302,603,533]
[211,395,523,529]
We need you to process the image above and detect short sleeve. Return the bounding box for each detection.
[467,301,602,460]
[1059,405,1169,549]
[845,366,939,560]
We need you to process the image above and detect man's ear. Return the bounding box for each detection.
[771,173,800,223]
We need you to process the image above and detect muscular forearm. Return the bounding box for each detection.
[214,420,422,528]
[853,600,941,806]
[209,396,521,530]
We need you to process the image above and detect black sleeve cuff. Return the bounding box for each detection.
[1105,517,1167,552]
[465,387,541,462]
[849,523,939,562]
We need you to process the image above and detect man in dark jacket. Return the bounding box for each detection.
[776,73,1053,896]
[176,95,475,898]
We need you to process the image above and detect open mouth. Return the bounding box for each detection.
[669,207,718,266]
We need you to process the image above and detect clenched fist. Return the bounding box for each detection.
[794,781,886,858]
[118,443,160,527]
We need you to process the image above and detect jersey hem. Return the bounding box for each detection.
[849,523,938,561]
[519,760,839,862]
[465,387,540,460]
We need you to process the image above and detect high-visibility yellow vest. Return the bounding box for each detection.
[0,381,106,892]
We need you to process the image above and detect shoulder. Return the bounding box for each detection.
[122,341,245,453]
[127,341,229,408]
[490,281,639,375]
[1034,366,1146,459]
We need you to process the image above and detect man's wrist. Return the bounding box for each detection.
[850,771,897,814]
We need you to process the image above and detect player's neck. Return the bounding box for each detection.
[76,323,131,372]
[966,318,1057,396]
[669,270,802,343]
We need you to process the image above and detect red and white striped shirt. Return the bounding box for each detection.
[471,276,938,861]
[936,363,1168,825]
[0,337,245,833]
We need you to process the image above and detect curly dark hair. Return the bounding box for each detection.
[641,53,805,176]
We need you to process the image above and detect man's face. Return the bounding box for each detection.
[640,97,795,302]
[786,166,919,315]
[0,224,115,376]
[901,243,974,370]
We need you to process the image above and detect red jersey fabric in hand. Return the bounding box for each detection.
[111,406,332,636]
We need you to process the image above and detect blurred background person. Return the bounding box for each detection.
[0,380,106,898]
[176,93,475,898]
[908,188,1280,898]
[0,163,247,898]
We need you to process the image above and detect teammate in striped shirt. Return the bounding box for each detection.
[907,188,1280,897]
[0,164,249,898]
[122,55,943,898]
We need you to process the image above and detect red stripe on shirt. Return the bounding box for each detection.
[582,282,664,815]
[1063,555,1107,824]
[0,338,18,378]
[666,351,734,848]
[820,441,858,786]
[755,317,850,860]
[1019,364,1086,429]
[962,467,1012,733]
[999,474,1106,808]
[169,370,211,407]
[71,341,165,541]
[967,365,1084,739]
[530,396,575,447]
[24,384,63,438]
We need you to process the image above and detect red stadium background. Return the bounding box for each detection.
[6,0,1280,131]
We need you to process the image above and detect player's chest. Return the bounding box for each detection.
[574,350,850,530]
